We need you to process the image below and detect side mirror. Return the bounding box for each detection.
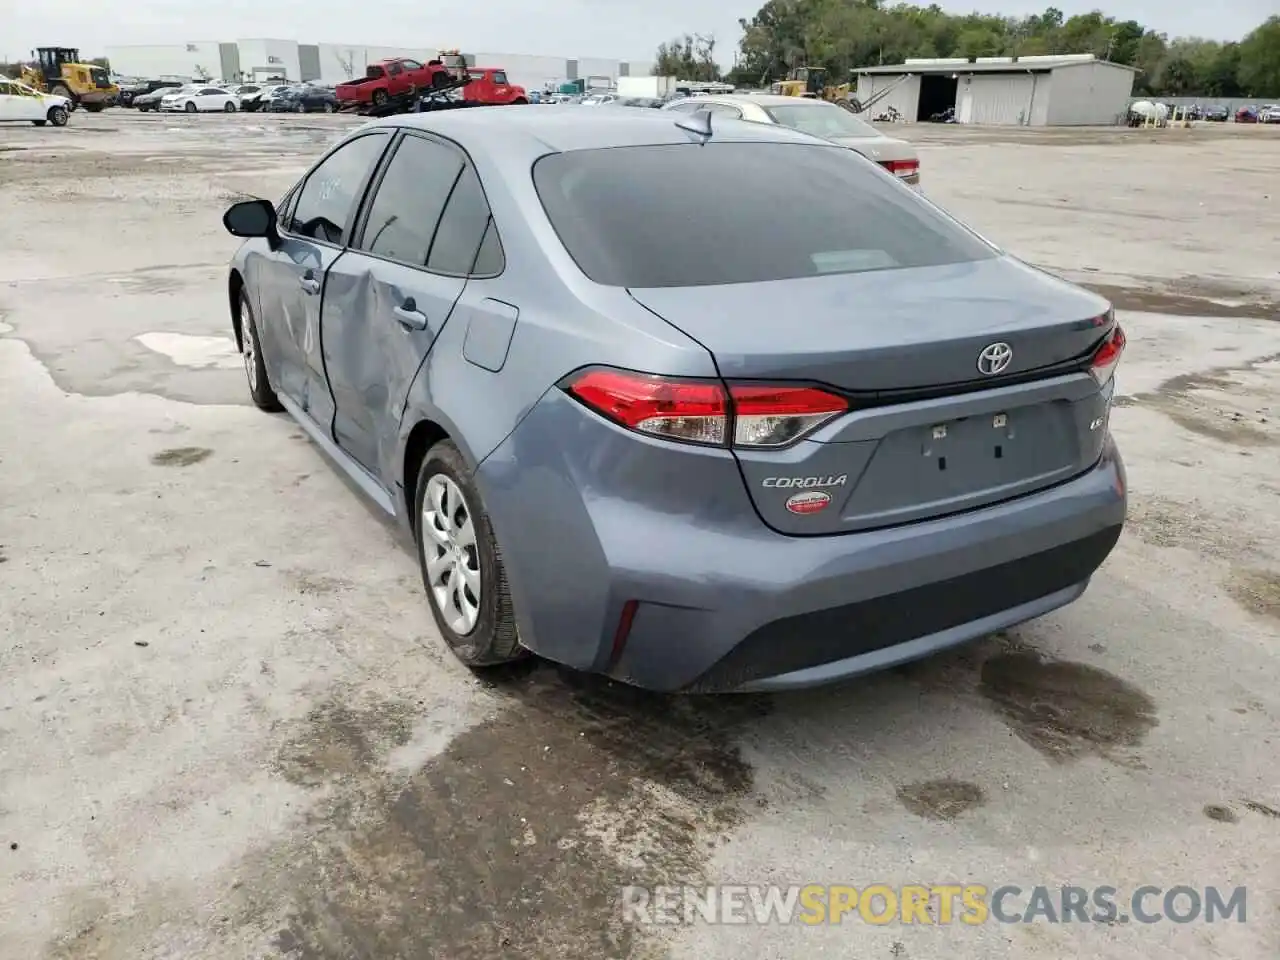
[222,198,280,248]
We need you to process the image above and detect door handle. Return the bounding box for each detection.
[394,298,428,330]
[299,271,321,295]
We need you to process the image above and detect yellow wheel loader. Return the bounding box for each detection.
[19,47,118,112]
[770,66,856,111]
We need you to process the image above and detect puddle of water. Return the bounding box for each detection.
[134,332,241,370]
[979,651,1158,765]
[251,671,768,958]
[151,446,213,467]
[896,778,985,821]
[1226,569,1280,621]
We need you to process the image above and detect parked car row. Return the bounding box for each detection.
[125,81,341,114]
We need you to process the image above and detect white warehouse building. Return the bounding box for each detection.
[854,54,1138,126]
[104,39,653,92]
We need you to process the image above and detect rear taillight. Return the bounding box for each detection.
[730,384,847,447]
[564,368,848,449]
[1089,322,1126,386]
[880,158,919,180]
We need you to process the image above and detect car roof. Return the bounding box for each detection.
[366,106,828,155]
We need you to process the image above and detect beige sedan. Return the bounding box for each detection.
[661,93,921,187]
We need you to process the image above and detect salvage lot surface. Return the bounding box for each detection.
[1,112,1278,959]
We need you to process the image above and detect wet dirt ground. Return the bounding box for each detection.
[2,112,1278,959]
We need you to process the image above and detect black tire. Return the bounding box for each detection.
[372,89,388,107]
[185,101,197,113]
[239,292,282,412]
[511,97,527,105]
[323,102,335,113]
[430,72,450,90]
[32,120,47,127]
[414,440,522,667]
[224,101,237,112]
[47,106,68,127]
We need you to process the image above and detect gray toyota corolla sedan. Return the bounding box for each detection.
[222,106,1127,693]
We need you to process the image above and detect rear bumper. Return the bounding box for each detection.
[476,390,1126,693]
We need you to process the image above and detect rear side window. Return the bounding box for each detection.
[427,165,499,275]
[358,136,464,265]
[533,142,995,287]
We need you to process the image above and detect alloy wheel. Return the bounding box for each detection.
[421,474,481,634]
[242,319,258,392]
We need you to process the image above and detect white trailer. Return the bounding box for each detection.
[617,75,676,98]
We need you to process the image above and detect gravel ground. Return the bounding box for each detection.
[1,111,1278,960]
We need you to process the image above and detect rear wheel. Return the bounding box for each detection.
[83,103,105,113]
[51,84,73,105]
[239,292,282,412]
[414,441,522,667]
[372,89,388,107]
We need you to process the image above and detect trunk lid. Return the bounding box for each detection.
[628,255,1115,534]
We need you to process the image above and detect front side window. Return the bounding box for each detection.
[0,82,13,96]
[492,72,508,85]
[533,142,995,288]
[358,136,463,265]
[288,133,390,245]
[403,60,423,71]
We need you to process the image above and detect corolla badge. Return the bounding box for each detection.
[977,342,1013,376]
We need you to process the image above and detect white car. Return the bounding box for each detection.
[663,93,923,187]
[161,85,240,113]
[0,79,71,127]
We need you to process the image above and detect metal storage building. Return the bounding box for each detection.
[854,54,1138,126]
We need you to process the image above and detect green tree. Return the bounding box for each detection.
[1238,16,1280,95]
[652,33,721,81]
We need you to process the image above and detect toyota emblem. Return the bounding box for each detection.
[977,342,1013,376]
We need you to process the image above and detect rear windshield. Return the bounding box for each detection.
[533,142,995,288]
[764,103,880,139]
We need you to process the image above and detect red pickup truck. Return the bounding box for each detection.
[336,58,452,107]
[336,58,528,108]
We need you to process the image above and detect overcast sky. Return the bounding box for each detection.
[5,0,1271,66]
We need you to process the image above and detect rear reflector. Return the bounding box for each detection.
[564,368,848,448]
[880,158,920,179]
[1089,322,1126,386]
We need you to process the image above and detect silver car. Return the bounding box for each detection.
[221,107,1125,692]
[664,93,921,186]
